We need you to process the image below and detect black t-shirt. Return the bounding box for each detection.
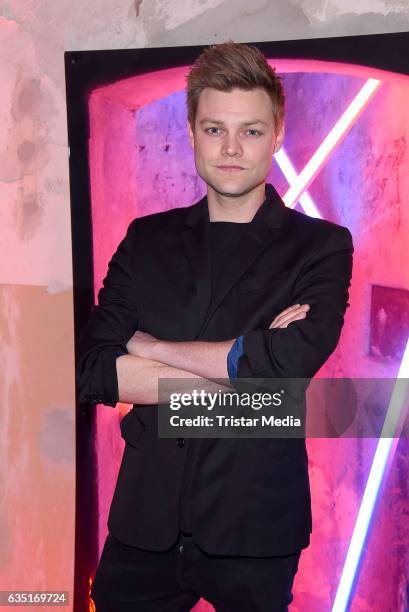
[208,220,250,297]
[179,219,250,535]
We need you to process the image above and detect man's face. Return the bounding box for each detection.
[187,87,284,198]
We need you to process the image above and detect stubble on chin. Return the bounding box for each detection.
[204,176,264,199]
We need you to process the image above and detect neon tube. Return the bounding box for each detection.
[274,148,321,218]
[283,79,381,208]
[332,338,409,611]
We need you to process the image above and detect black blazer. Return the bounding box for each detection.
[76,183,353,556]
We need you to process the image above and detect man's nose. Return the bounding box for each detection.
[222,134,242,157]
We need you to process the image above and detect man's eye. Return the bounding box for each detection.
[206,127,221,135]
[246,129,261,136]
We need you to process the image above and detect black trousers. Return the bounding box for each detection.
[91,531,301,612]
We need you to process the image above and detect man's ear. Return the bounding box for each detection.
[273,121,285,154]
[187,120,195,148]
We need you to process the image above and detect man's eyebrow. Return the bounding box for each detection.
[199,118,224,125]
[242,120,269,127]
[199,118,269,127]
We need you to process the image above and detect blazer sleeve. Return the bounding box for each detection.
[76,219,139,408]
[236,225,353,381]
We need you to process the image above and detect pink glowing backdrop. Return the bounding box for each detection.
[87,60,409,611]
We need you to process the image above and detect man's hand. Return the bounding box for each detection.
[269,303,310,329]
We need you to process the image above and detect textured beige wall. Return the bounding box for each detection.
[1,1,409,609]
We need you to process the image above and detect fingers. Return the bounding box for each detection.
[275,310,308,328]
[269,306,309,329]
[269,304,310,329]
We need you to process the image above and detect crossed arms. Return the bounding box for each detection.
[117,304,310,404]
[76,219,353,408]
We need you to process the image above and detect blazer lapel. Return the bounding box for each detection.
[181,195,212,338]
[198,183,287,335]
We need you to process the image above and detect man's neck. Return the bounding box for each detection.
[207,182,267,223]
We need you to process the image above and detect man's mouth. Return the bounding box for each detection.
[216,165,245,172]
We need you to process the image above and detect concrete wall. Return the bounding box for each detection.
[1,1,409,610]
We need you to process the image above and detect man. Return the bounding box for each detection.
[77,41,353,611]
